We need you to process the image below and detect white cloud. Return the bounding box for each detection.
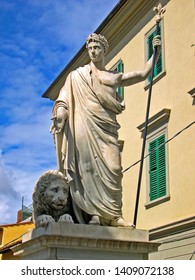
[27,0,118,52]
[0,152,21,224]
[0,199,11,224]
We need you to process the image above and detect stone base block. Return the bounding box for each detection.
[12,223,160,260]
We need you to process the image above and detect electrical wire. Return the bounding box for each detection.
[123,120,195,174]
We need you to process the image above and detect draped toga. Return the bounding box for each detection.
[53,64,125,224]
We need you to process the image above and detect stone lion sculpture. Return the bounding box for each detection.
[32,170,74,228]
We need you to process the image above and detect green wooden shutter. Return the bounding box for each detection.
[116,59,124,98]
[149,134,166,201]
[147,26,162,81]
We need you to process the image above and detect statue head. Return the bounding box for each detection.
[86,33,109,55]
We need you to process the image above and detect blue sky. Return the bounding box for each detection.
[0,0,119,224]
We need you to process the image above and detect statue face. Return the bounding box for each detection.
[87,41,105,62]
[44,179,69,210]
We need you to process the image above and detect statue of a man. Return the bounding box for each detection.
[51,33,161,227]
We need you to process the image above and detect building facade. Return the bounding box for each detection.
[0,204,33,260]
[43,0,195,260]
[0,222,34,260]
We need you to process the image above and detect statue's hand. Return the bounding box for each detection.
[58,214,74,223]
[153,35,161,52]
[50,107,67,134]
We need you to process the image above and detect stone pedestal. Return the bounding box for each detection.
[12,223,160,260]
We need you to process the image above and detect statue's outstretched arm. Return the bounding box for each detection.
[119,35,161,87]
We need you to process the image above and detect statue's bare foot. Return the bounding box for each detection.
[89,215,100,225]
[110,217,135,228]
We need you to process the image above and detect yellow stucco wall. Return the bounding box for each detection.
[0,222,34,260]
[107,0,195,229]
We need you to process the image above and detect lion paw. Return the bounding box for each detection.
[36,214,55,227]
[58,214,74,223]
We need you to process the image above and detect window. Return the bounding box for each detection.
[137,108,170,207]
[112,59,124,99]
[149,134,166,201]
[145,21,165,85]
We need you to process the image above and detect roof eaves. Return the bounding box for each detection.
[0,240,22,254]
[0,221,33,228]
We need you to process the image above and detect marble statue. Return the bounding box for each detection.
[50,33,161,227]
[32,170,74,227]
